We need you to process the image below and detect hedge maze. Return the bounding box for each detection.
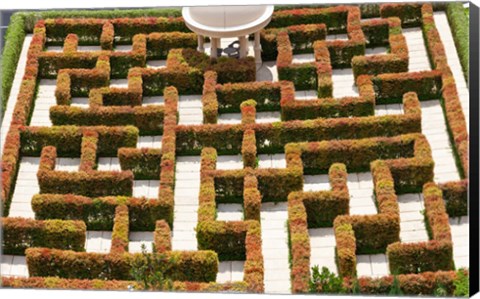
[1,3,470,295]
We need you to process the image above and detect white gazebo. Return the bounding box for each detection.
[182,5,274,63]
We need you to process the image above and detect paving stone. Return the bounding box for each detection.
[217,203,243,221]
[294,90,318,100]
[55,158,80,171]
[256,111,281,123]
[256,61,278,82]
[115,44,132,52]
[86,231,112,253]
[172,156,201,251]
[326,34,348,40]
[70,97,89,108]
[217,113,242,124]
[216,155,243,170]
[403,28,431,72]
[110,79,129,88]
[370,254,389,276]
[216,261,232,283]
[10,256,28,277]
[356,255,373,277]
[258,154,286,168]
[137,135,163,148]
[45,45,63,52]
[132,180,159,198]
[146,60,167,69]
[365,47,388,56]
[231,261,245,281]
[292,53,315,63]
[129,232,154,253]
[419,100,461,183]
[303,174,330,191]
[143,96,165,105]
[261,201,290,293]
[78,45,102,52]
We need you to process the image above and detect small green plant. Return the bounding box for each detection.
[453,268,469,297]
[308,265,345,293]
[433,282,448,297]
[129,243,177,291]
[389,274,403,295]
[351,278,361,294]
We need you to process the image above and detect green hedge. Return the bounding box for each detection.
[26,247,218,282]
[2,217,86,255]
[197,221,247,261]
[1,14,26,116]
[446,2,469,84]
[32,194,173,230]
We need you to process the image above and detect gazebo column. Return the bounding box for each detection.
[210,37,219,58]
[197,35,205,53]
[254,31,262,64]
[239,35,248,58]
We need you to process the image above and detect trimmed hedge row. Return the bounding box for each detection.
[280,74,375,121]
[176,96,422,155]
[268,6,349,33]
[147,31,198,59]
[341,270,464,295]
[261,23,327,60]
[1,276,248,292]
[118,147,162,179]
[288,163,349,228]
[352,17,409,78]
[371,70,442,103]
[1,23,46,212]
[331,159,400,277]
[43,17,188,44]
[110,205,130,254]
[32,194,173,230]
[421,4,469,178]
[1,13,26,114]
[287,163,349,293]
[154,220,172,253]
[446,2,469,83]
[19,125,138,156]
[196,148,264,292]
[294,133,432,185]
[197,221,248,261]
[26,247,218,282]
[157,86,178,227]
[379,3,422,27]
[2,217,86,255]
[38,146,134,197]
[275,6,365,91]
[439,180,468,217]
[387,183,454,274]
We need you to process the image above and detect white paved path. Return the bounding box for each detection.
[261,202,290,294]
[356,254,389,277]
[397,193,429,243]
[403,28,431,72]
[0,255,28,277]
[421,100,460,183]
[8,157,40,218]
[449,216,469,269]
[309,227,337,274]
[171,156,201,250]
[29,79,56,126]
[433,12,469,132]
